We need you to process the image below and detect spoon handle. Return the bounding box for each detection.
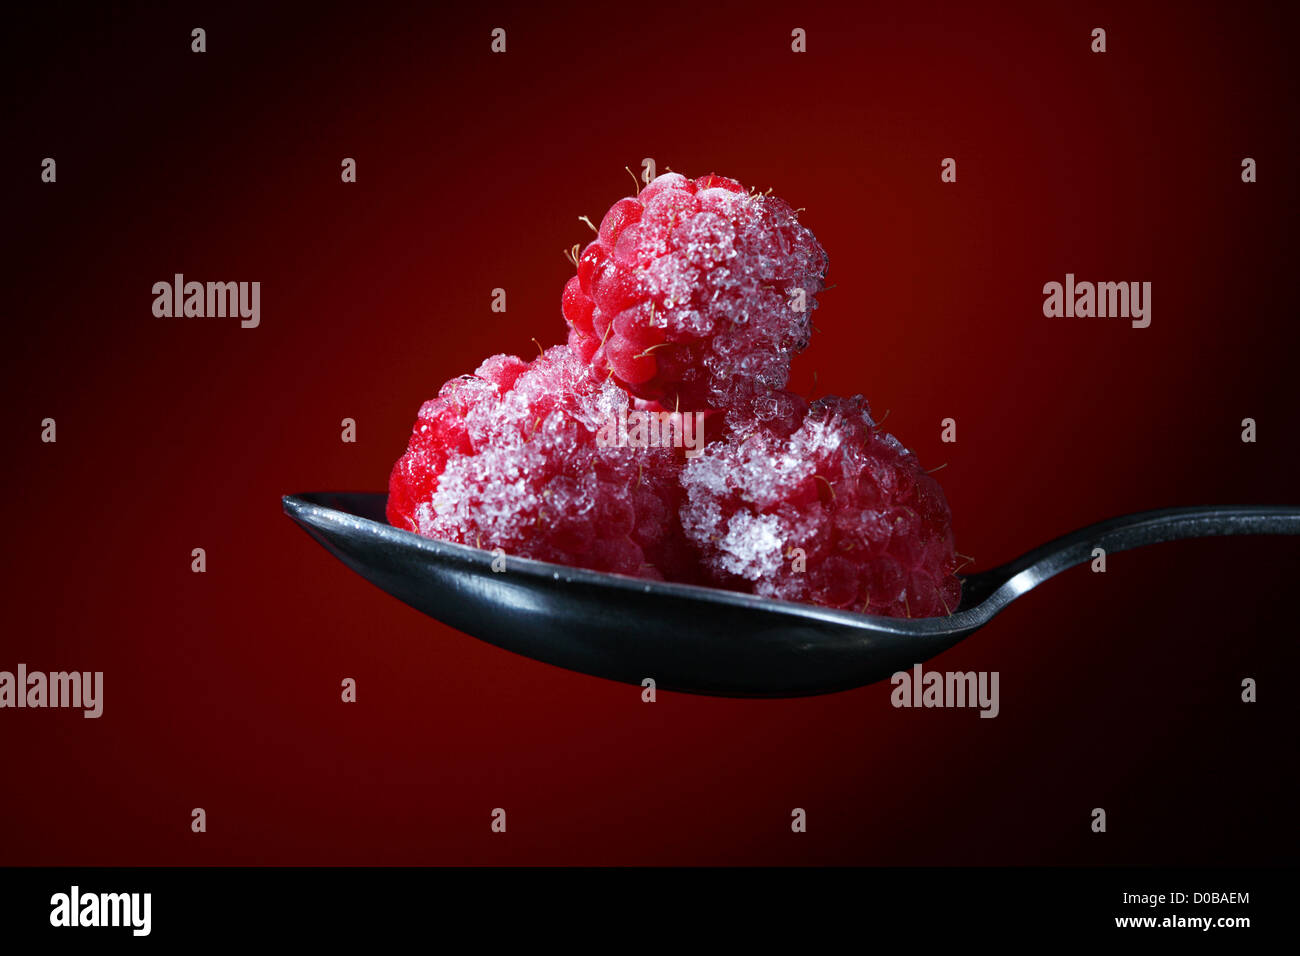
[962,505,1300,608]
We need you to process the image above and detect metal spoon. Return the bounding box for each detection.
[283,493,1298,697]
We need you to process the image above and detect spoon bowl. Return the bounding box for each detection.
[283,493,1298,697]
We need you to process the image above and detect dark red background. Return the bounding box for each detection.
[3,0,1296,864]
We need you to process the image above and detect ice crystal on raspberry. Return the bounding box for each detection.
[387,346,694,580]
[679,395,961,617]
[563,172,828,412]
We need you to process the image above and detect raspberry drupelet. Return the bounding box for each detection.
[679,395,961,617]
[562,172,828,413]
[386,346,693,580]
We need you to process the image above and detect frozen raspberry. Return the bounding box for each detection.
[387,345,694,580]
[563,172,828,412]
[679,395,961,617]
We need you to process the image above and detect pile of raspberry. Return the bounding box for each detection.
[389,172,961,617]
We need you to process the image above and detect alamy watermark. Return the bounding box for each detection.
[596,408,707,458]
[0,664,102,718]
[891,663,999,718]
[152,274,260,328]
[1043,273,1151,328]
[50,886,150,936]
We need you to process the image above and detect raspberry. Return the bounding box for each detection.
[562,172,828,412]
[387,345,693,580]
[679,395,961,617]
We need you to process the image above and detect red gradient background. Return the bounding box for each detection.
[3,0,1297,865]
